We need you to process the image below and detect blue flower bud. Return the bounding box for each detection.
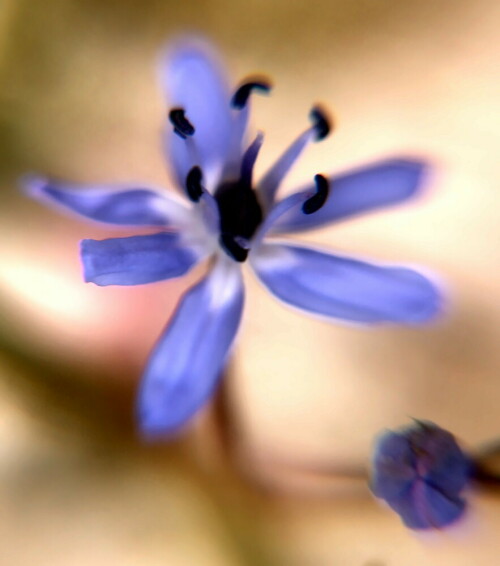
[371,421,471,529]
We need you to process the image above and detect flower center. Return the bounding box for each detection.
[184,161,263,263]
[214,180,263,262]
[172,81,332,263]
[213,131,264,262]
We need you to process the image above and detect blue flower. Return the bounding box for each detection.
[371,421,471,529]
[24,39,442,437]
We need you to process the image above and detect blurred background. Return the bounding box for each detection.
[0,0,499,564]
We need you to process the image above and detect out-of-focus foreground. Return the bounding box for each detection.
[0,1,499,564]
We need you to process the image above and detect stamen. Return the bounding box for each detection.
[231,78,272,109]
[309,105,332,141]
[302,174,329,214]
[220,233,249,262]
[258,107,331,209]
[185,166,204,202]
[169,108,195,139]
[240,132,264,188]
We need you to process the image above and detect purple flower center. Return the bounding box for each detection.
[172,81,333,263]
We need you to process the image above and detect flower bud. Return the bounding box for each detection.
[371,420,471,529]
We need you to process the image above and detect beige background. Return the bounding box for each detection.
[0,0,499,564]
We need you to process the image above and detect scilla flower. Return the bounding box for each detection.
[25,40,441,437]
[371,421,471,529]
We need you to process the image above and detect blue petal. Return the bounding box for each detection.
[137,257,244,436]
[410,423,471,497]
[371,432,417,500]
[418,483,467,528]
[197,190,221,236]
[160,41,233,190]
[426,449,471,498]
[257,129,315,209]
[270,159,429,233]
[387,480,466,529]
[81,233,202,286]
[223,104,250,181]
[24,176,188,227]
[251,243,441,324]
[251,190,311,248]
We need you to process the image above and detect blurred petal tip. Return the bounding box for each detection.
[20,174,48,197]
